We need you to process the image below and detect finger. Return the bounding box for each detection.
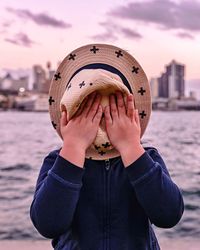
[109,94,119,120]
[93,104,103,124]
[135,109,140,127]
[82,91,97,117]
[74,96,89,117]
[60,110,68,127]
[115,90,126,116]
[104,105,112,126]
[127,94,135,122]
[87,93,102,119]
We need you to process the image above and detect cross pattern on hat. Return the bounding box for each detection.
[132,66,139,74]
[49,96,55,105]
[90,46,99,54]
[94,143,111,155]
[79,81,85,88]
[115,50,123,58]
[95,145,101,150]
[68,53,76,60]
[67,80,93,92]
[51,121,57,129]
[54,72,61,81]
[99,151,106,155]
[138,87,146,95]
[139,110,147,119]
[102,142,111,148]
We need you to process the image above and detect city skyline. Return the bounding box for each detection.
[0,0,200,81]
[1,59,200,100]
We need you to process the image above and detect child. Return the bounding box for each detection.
[30,44,184,250]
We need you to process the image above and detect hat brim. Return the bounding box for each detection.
[48,43,152,159]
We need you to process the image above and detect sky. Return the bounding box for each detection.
[0,0,200,82]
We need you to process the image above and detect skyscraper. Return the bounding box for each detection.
[32,65,46,92]
[167,60,185,98]
[150,78,159,98]
[158,60,185,98]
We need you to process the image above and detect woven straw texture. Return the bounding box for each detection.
[48,44,151,160]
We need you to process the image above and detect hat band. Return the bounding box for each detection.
[65,63,133,94]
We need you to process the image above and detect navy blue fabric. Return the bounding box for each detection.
[30,147,184,250]
[66,63,133,94]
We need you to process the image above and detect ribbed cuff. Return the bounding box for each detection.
[125,152,155,182]
[50,155,85,184]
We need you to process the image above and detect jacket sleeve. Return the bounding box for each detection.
[125,146,184,228]
[30,149,85,239]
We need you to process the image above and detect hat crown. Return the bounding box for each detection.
[60,68,130,155]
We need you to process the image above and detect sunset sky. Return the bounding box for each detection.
[0,0,200,82]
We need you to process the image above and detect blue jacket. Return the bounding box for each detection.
[30,147,184,250]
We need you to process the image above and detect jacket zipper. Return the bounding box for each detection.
[105,159,110,171]
[104,159,110,250]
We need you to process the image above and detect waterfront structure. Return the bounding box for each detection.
[32,63,55,94]
[189,91,197,100]
[0,73,29,91]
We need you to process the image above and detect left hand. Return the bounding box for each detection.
[104,90,142,153]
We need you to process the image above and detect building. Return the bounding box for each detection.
[167,60,185,98]
[0,73,29,91]
[157,60,185,99]
[150,78,159,99]
[158,72,168,98]
[32,63,55,94]
[42,62,55,93]
[0,73,13,90]
[32,65,46,92]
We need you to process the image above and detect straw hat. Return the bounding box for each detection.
[48,44,151,160]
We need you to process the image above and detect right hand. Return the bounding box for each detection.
[60,91,103,151]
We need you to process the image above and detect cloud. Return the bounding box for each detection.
[5,33,36,47]
[6,7,71,28]
[90,21,117,41]
[0,20,13,34]
[91,21,142,41]
[2,20,13,28]
[176,32,194,39]
[120,27,142,39]
[109,0,200,32]
[91,31,118,42]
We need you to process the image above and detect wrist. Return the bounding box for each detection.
[120,143,145,168]
[63,140,86,152]
[59,143,86,168]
